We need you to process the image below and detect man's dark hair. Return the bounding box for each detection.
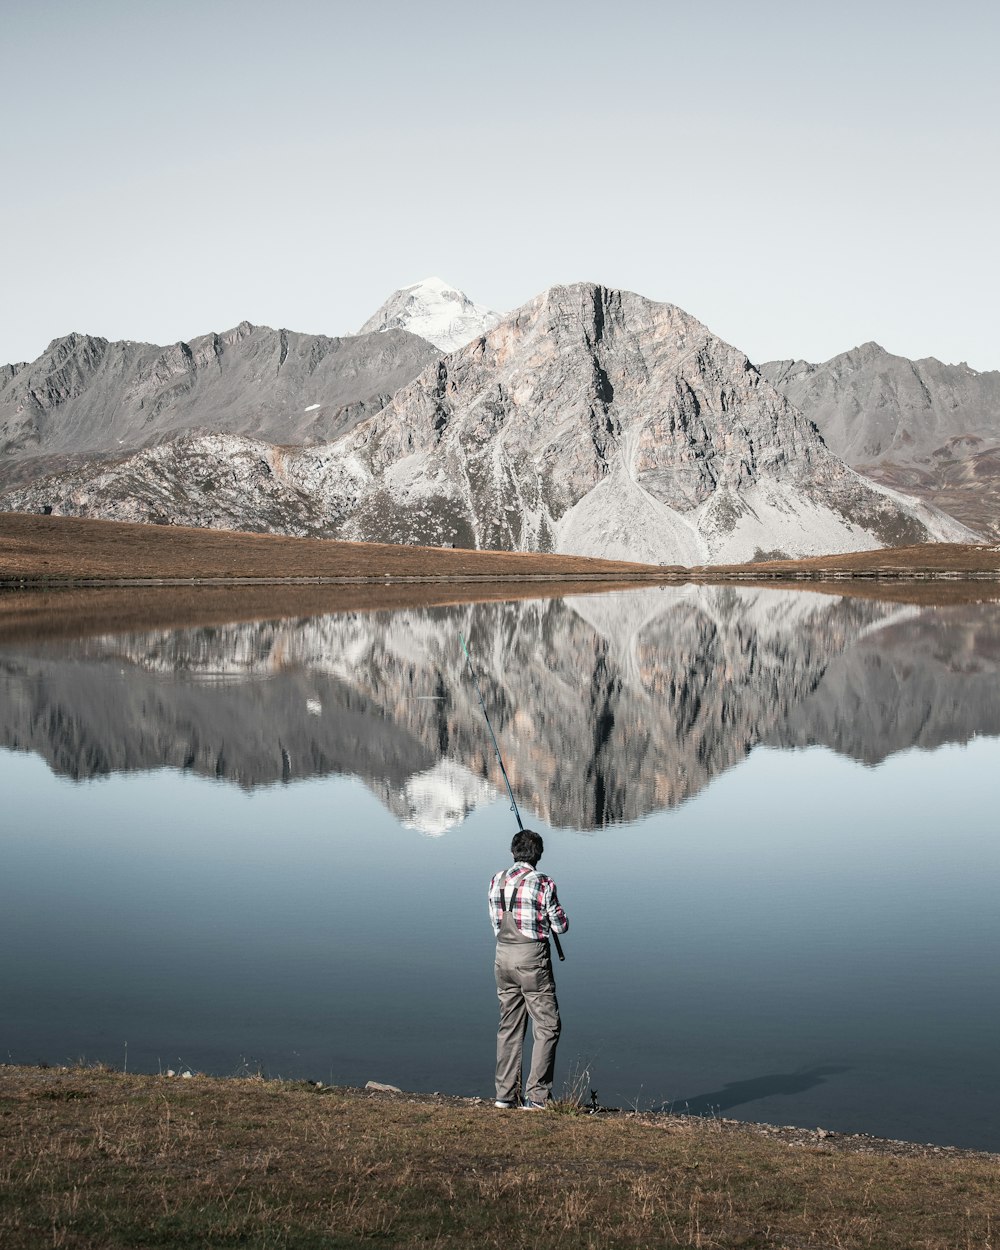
[511,829,544,866]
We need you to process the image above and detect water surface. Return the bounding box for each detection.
[1,586,998,1150]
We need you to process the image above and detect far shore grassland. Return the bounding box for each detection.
[0,514,998,644]
[1,1066,997,1250]
[2,512,1000,587]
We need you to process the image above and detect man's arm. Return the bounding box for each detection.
[542,878,568,935]
[487,872,502,935]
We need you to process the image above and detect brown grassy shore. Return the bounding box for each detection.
[2,516,999,641]
[700,543,1000,580]
[1,571,996,650]
[3,514,999,588]
[692,545,1000,608]
[1,1067,996,1250]
[0,513,681,585]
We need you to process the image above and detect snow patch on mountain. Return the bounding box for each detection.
[358,277,502,353]
[396,759,497,836]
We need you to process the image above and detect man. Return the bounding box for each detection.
[488,829,569,1109]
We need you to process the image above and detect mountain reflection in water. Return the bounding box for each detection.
[1,587,998,832]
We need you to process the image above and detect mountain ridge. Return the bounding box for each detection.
[0,320,439,488]
[761,343,1000,539]
[314,282,975,561]
[0,281,982,562]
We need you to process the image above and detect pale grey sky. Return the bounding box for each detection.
[3,0,998,369]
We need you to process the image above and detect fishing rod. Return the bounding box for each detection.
[460,633,565,962]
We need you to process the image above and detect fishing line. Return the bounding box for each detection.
[460,632,565,961]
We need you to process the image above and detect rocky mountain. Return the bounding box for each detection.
[318,284,978,561]
[0,322,438,490]
[358,277,502,353]
[761,344,1000,539]
[1,432,332,534]
[2,284,976,560]
[2,590,998,832]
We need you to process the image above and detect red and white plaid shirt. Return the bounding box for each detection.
[488,862,569,942]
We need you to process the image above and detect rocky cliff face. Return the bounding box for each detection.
[4,285,976,560]
[3,590,997,832]
[1,432,331,535]
[359,277,501,353]
[761,344,1000,539]
[318,284,974,562]
[0,322,438,488]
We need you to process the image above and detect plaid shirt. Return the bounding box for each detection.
[488,862,569,942]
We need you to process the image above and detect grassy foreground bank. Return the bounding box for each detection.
[1,1068,996,1249]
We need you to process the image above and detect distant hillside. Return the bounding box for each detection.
[0,322,438,488]
[761,344,1000,539]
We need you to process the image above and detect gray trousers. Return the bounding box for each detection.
[495,938,561,1104]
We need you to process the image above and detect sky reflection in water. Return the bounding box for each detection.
[0,587,998,1150]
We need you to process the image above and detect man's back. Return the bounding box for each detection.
[489,861,569,942]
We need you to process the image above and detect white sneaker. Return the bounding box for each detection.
[494,1099,515,1109]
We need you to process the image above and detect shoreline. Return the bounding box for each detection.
[2,1064,997,1249]
[4,567,1000,588]
[2,512,999,587]
[2,576,996,649]
[4,1063,994,1162]
[1,516,998,638]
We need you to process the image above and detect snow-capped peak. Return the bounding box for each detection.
[358,277,502,353]
[409,276,453,294]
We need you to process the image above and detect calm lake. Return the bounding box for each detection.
[2,586,998,1150]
